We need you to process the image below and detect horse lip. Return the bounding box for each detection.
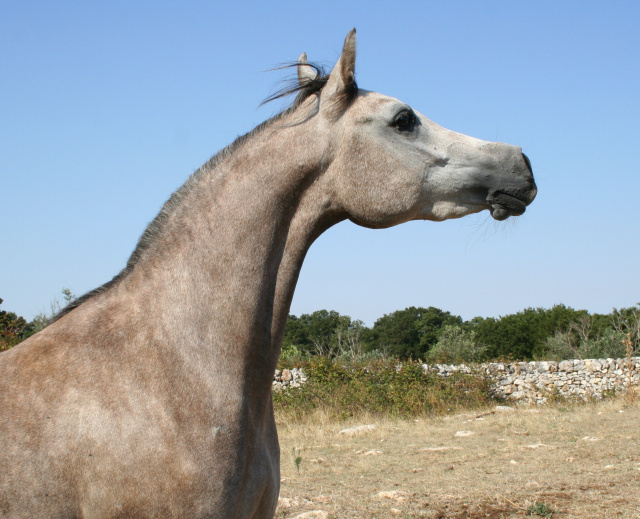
[487,191,528,220]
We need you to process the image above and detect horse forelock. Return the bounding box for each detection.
[50,61,357,326]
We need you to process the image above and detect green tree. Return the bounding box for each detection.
[541,305,640,361]
[611,304,640,356]
[543,327,627,361]
[303,310,345,354]
[474,305,588,360]
[0,298,33,351]
[368,306,461,359]
[334,317,367,358]
[281,314,311,354]
[281,310,368,358]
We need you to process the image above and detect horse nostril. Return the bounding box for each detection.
[522,153,533,175]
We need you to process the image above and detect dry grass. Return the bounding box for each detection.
[275,393,640,518]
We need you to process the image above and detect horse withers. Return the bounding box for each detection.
[0,30,536,518]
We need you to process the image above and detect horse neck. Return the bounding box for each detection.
[109,116,341,382]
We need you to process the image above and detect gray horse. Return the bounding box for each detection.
[0,30,536,518]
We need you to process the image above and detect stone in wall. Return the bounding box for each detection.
[273,367,307,390]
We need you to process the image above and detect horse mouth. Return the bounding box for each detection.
[487,191,528,221]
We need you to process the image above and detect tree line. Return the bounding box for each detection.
[2,293,638,362]
[282,305,640,363]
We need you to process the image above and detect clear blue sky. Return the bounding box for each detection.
[2,1,639,325]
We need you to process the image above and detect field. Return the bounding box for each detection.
[275,393,640,518]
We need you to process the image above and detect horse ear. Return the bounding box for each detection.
[297,53,317,86]
[323,28,357,99]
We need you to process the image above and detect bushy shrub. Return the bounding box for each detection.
[543,328,627,361]
[273,357,494,420]
[280,342,304,361]
[425,324,487,363]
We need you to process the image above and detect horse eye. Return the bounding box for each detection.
[393,110,415,131]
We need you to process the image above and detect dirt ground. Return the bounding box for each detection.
[275,394,640,518]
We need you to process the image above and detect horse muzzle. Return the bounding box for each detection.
[487,152,537,221]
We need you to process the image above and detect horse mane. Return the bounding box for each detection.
[49,62,358,325]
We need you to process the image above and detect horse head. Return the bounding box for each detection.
[295,29,537,229]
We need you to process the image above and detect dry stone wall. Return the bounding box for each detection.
[274,357,640,405]
[480,357,640,404]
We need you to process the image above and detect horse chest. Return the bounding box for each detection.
[76,418,280,518]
